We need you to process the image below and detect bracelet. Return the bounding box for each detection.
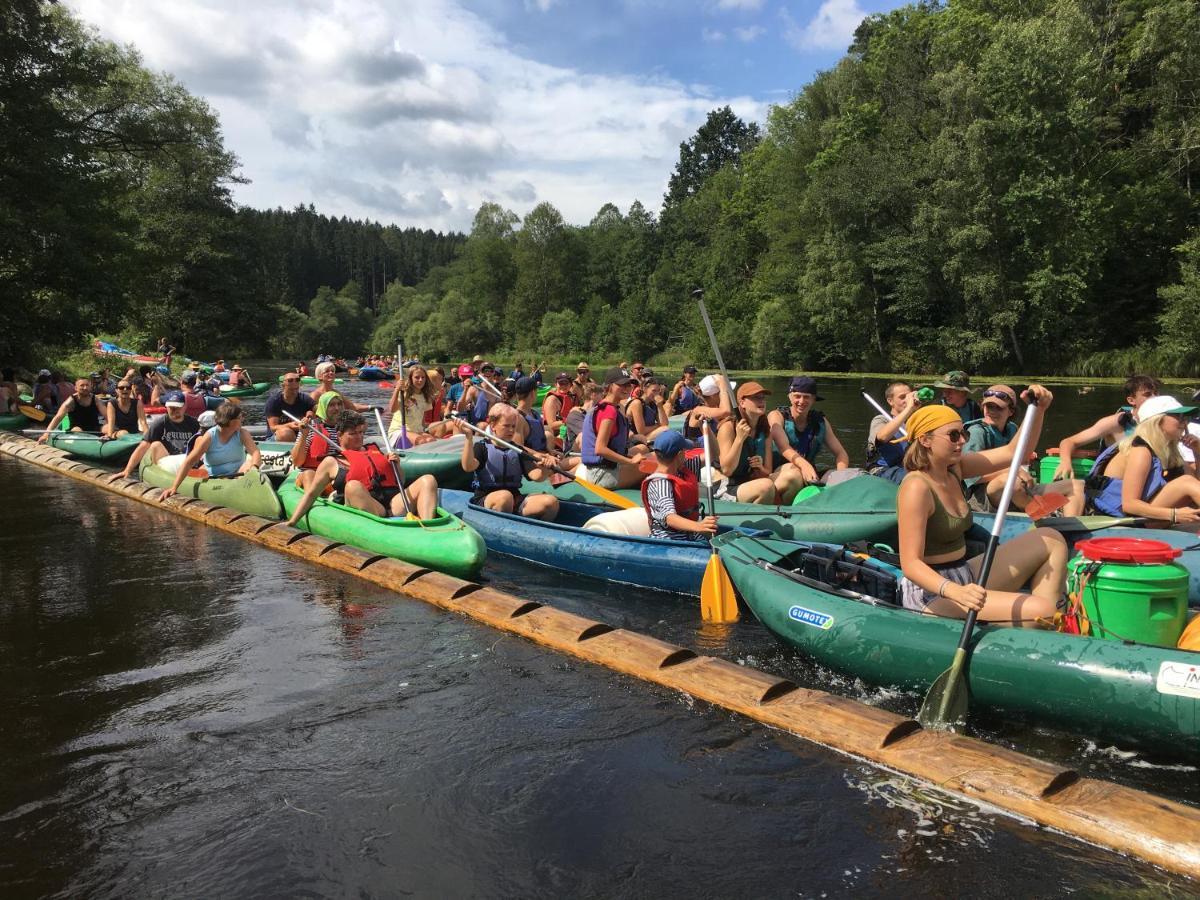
[937,578,949,598]
[1172,508,1177,524]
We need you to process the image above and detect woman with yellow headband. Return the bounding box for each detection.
[896,385,1067,625]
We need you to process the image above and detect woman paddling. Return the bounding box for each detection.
[161,402,260,499]
[386,364,439,446]
[292,392,343,490]
[1085,395,1200,527]
[896,392,1066,625]
[103,378,148,437]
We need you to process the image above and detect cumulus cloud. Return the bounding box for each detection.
[734,25,766,42]
[782,0,867,51]
[67,0,766,231]
[715,0,763,10]
[702,27,727,42]
[525,0,559,10]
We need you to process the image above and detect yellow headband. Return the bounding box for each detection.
[896,404,963,443]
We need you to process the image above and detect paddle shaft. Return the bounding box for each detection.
[453,415,564,477]
[396,343,409,447]
[692,289,739,422]
[861,391,907,439]
[372,407,415,517]
[702,418,716,511]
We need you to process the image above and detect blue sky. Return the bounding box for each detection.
[69,0,907,231]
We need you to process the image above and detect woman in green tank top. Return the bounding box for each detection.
[896,387,1067,626]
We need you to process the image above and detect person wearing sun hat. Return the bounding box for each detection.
[933,370,983,422]
[896,384,1069,624]
[767,376,850,486]
[1086,395,1200,525]
[716,381,807,504]
[640,430,719,542]
[541,371,576,450]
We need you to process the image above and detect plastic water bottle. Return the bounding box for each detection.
[917,386,936,403]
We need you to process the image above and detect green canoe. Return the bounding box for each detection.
[277,471,486,580]
[139,456,283,519]
[257,441,471,488]
[48,431,142,461]
[279,375,342,385]
[219,382,270,398]
[714,531,1200,756]
[0,412,29,430]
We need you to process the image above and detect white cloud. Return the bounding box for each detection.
[66,0,766,232]
[734,25,766,42]
[715,0,764,10]
[702,27,727,42]
[524,0,559,11]
[782,0,867,51]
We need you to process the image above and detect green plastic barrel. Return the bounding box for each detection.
[1038,455,1094,483]
[1067,550,1188,647]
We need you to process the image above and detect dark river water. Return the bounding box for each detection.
[1,367,1194,896]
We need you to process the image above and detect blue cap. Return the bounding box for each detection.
[651,431,695,456]
[513,375,538,396]
[164,390,186,407]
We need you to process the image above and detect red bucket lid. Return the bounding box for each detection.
[1075,537,1182,564]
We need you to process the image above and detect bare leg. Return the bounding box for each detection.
[736,477,777,504]
[286,458,339,526]
[483,491,516,513]
[344,480,387,517]
[519,494,559,520]
[772,463,807,504]
[405,474,439,519]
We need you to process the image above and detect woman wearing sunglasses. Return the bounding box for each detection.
[103,380,148,438]
[1086,396,1200,525]
[896,387,1067,625]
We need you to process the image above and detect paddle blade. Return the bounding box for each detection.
[1025,492,1068,521]
[570,474,638,510]
[700,550,739,623]
[18,404,46,422]
[392,431,412,450]
[916,648,970,730]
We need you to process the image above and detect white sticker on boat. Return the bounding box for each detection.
[1156,661,1200,700]
[788,605,834,630]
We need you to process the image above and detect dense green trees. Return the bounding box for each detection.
[5,0,1200,375]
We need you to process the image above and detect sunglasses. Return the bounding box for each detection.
[981,389,1015,407]
[939,428,968,444]
[116,385,131,390]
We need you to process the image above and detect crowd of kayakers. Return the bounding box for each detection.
[11,349,1200,629]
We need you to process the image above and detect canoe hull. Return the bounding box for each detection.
[277,474,485,580]
[256,442,472,489]
[49,432,142,461]
[356,367,393,381]
[0,413,29,431]
[219,382,270,398]
[139,457,283,519]
[715,532,1200,755]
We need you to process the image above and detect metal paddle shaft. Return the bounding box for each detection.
[861,391,908,439]
[372,407,414,517]
[700,418,738,623]
[692,289,739,422]
[918,396,1041,729]
[395,343,411,449]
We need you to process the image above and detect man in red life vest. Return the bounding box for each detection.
[641,430,718,541]
[284,410,438,526]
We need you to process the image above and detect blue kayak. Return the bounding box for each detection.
[441,489,754,595]
[357,366,394,381]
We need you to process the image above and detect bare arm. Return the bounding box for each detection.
[38,398,74,442]
[823,421,850,469]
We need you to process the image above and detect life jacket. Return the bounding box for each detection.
[1087,437,1169,517]
[473,443,524,492]
[867,413,906,470]
[778,407,826,462]
[625,397,660,431]
[342,445,398,490]
[67,394,102,431]
[731,421,770,482]
[521,407,547,451]
[302,425,337,470]
[424,391,444,425]
[640,470,701,524]
[545,389,574,422]
[964,418,1015,450]
[183,390,206,418]
[468,387,490,425]
[943,397,983,423]
[675,385,699,413]
[581,401,630,466]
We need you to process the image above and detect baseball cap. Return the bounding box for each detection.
[683,365,698,374]
[164,390,186,407]
[555,371,572,382]
[604,367,634,386]
[933,371,975,392]
[513,376,538,396]
[652,431,695,457]
[787,376,823,400]
[699,374,735,397]
[472,354,484,363]
[38,368,50,377]
[736,381,771,401]
[197,411,217,429]
[457,364,474,378]
[181,371,197,383]
[1137,395,1198,421]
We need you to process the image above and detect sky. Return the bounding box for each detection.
[67,0,906,233]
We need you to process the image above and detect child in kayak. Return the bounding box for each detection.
[455,405,559,520]
[896,393,1066,626]
[641,431,718,542]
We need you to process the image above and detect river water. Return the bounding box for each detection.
[1,368,1194,896]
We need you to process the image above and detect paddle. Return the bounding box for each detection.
[23,428,110,440]
[18,404,47,422]
[917,395,1041,731]
[452,415,638,511]
[700,418,738,623]
[373,407,416,519]
[862,390,908,438]
[692,288,739,423]
[393,342,411,449]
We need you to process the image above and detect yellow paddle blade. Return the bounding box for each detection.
[571,475,639,510]
[18,404,47,422]
[700,550,739,623]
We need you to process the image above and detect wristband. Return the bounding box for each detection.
[1172,508,1177,525]
[937,578,949,598]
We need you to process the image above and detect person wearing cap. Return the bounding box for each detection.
[768,376,849,485]
[103,377,148,438]
[265,372,316,441]
[178,370,208,418]
[1053,374,1161,481]
[228,364,252,388]
[624,376,670,443]
[291,392,344,490]
[161,402,261,500]
[542,372,576,450]
[119,391,201,479]
[865,381,920,485]
[460,363,506,425]
[512,375,555,455]
[93,368,115,397]
[717,382,806,504]
[641,431,718,542]
[680,373,733,441]
[896,386,1067,625]
[38,376,103,441]
[572,362,594,401]
[453,405,559,520]
[577,368,649,489]
[963,385,1086,516]
[933,371,982,423]
[1086,395,1200,525]
[213,359,226,374]
[667,366,701,416]
[445,364,474,410]
[629,362,647,391]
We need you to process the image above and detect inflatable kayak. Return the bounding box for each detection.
[139,456,283,519]
[48,431,142,461]
[0,412,30,431]
[256,441,471,488]
[93,340,160,365]
[219,382,270,398]
[356,366,393,381]
[277,472,485,580]
[279,375,341,386]
[715,531,1200,756]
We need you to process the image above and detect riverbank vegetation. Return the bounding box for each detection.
[3,0,1198,376]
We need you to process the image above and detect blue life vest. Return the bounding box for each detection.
[468,388,490,425]
[1088,437,1169,516]
[777,407,826,462]
[868,413,906,470]
[473,443,524,492]
[731,423,770,482]
[943,397,983,423]
[581,402,629,466]
[521,408,546,451]
[675,385,699,414]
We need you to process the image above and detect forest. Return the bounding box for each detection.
[3,0,1199,375]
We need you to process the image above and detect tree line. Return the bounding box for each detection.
[4,0,1199,375]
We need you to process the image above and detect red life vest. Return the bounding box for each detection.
[640,469,701,522]
[342,445,398,489]
[298,363,309,376]
[303,428,335,470]
[424,390,444,426]
[545,389,575,421]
